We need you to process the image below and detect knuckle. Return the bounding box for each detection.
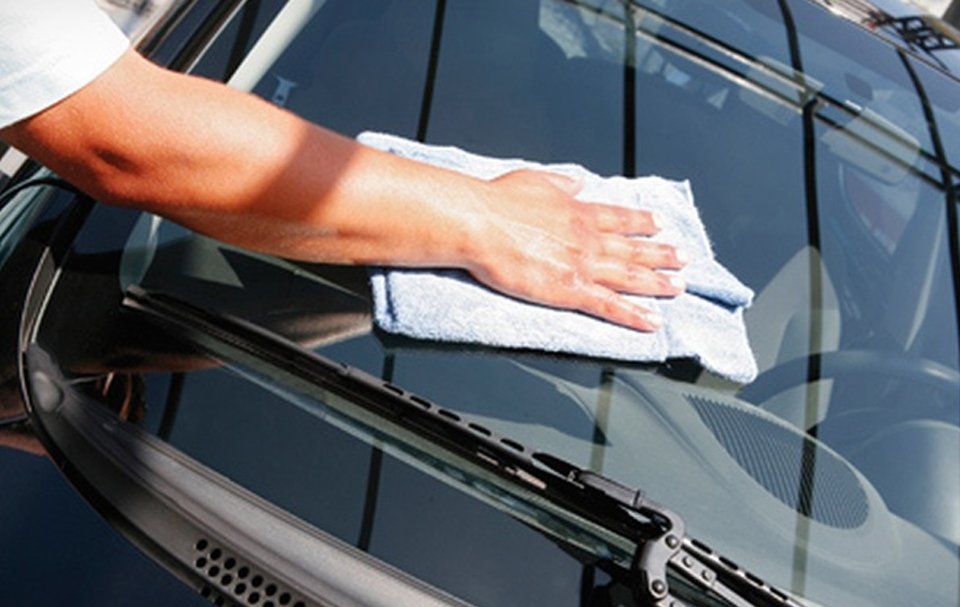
[568,211,589,234]
[632,243,666,264]
[615,257,636,276]
[625,266,644,284]
[594,206,617,229]
[565,240,597,265]
[563,242,581,260]
[603,238,625,258]
[573,204,600,231]
[630,245,651,264]
[560,268,581,289]
[499,168,543,192]
[595,290,621,316]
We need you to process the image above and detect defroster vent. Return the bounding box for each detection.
[688,395,868,529]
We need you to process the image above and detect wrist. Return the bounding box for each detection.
[351,146,496,271]
[439,178,496,272]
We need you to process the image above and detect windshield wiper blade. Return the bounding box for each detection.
[122,285,807,607]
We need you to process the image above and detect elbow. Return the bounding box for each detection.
[82,151,155,208]
[68,146,184,213]
[2,122,159,209]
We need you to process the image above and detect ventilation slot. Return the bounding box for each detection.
[193,539,308,607]
[687,396,868,529]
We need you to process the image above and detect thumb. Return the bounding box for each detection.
[493,169,584,196]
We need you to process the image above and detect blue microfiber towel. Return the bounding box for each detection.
[358,132,758,383]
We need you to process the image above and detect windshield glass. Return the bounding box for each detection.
[46,1,960,606]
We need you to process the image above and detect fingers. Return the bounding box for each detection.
[600,235,687,269]
[477,169,687,333]
[589,258,685,297]
[588,203,659,236]
[574,284,663,331]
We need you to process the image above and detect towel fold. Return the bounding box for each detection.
[359,132,758,383]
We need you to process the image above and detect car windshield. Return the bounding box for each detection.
[43,1,960,606]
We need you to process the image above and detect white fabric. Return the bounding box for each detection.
[0,0,129,129]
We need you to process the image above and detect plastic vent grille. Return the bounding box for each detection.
[687,396,868,529]
[193,539,307,607]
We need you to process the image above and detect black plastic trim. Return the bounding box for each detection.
[24,347,470,607]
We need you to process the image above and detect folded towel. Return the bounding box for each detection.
[359,132,758,383]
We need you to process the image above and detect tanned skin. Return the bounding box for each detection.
[0,49,686,331]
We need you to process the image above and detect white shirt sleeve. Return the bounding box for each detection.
[0,0,130,129]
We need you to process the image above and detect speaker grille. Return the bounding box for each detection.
[688,396,868,529]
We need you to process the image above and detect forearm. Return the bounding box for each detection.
[1,50,484,267]
[147,117,486,268]
[1,49,682,331]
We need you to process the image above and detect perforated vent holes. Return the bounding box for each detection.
[194,539,307,607]
[687,396,869,529]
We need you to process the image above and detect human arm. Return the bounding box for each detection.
[0,49,685,331]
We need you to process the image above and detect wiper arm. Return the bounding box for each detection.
[122,286,806,607]
[556,460,799,607]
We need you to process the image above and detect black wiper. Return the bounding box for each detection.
[122,286,806,607]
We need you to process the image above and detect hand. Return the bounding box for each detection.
[463,170,687,332]
[0,48,682,334]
